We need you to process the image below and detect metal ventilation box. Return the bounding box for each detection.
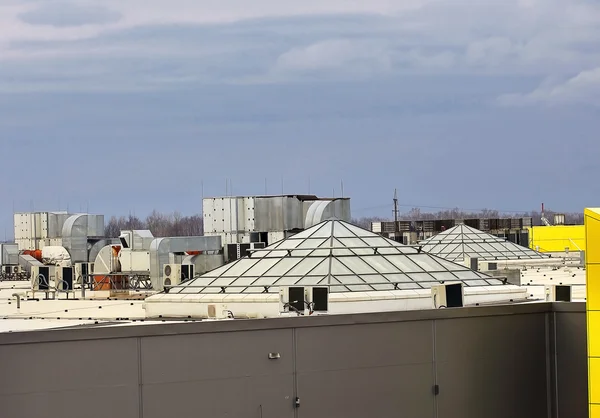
[431,283,464,309]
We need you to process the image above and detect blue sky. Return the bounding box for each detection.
[1,0,600,237]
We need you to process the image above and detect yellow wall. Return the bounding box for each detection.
[585,209,600,417]
[529,225,585,252]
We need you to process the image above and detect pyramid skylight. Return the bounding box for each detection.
[168,219,502,295]
[419,224,548,262]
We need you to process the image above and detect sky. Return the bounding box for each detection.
[1,0,600,238]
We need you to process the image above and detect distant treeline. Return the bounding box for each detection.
[105,210,203,238]
[105,207,584,238]
[350,208,585,230]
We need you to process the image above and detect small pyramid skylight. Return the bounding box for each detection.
[419,224,548,262]
[168,219,502,295]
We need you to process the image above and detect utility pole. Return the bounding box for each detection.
[393,189,399,233]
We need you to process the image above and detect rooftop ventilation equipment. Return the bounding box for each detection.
[31,266,51,291]
[545,285,572,302]
[279,286,330,315]
[279,286,307,315]
[431,283,464,309]
[163,264,183,288]
[304,286,329,314]
[55,266,74,291]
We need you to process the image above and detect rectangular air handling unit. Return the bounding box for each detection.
[431,283,464,309]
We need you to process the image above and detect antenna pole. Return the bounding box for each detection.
[393,189,399,233]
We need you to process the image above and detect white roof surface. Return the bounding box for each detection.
[0,281,151,333]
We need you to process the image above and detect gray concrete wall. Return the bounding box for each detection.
[0,302,587,418]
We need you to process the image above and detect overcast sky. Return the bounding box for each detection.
[1,0,600,238]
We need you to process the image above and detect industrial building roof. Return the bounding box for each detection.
[418,224,548,262]
[167,219,501,295]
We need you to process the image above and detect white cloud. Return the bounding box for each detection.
[497,67,600,106]
[18,2,121,27]
[272,39,394,77]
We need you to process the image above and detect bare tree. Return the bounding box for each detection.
[104,211,204,238]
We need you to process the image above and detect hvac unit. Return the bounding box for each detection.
[181,264,195,282]
[75,262,94,284]
[55,266,74,291]
[279,286,307,314]
[163,264,183,287]
[3,265,23,275]
[431,283,464,309]
[478,261,498,271]
[3,265,22,275]
[545,285,572,302]
[225,242,266,263]
[31,266,51,291]
[464,256,479,271]
[304,286,330,314]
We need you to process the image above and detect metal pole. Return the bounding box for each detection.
[393,189,399,233]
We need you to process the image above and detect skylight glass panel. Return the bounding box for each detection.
[273,276,305,286]
[362,255,399,273]
[217,258,256,277]
[337,237,369,248]
[308,259,331,276]
[410,255,446,272]
[310,223,334,238]
[361,236,397,247]
[263,257,302,276]
[285,257,325,276]
[297,275,327,285]
[243,258,281,277]
[409,272,437,283]
[385,255,423,272]
[330,258,357,276]
[333,221,358,238]
[337,257,378,275]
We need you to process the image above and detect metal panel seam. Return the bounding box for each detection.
[138,337,144,418]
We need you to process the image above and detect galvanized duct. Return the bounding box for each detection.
[304,199,352,228]
[61,215,89,263]
[150,236,222,291]
[88,239,120,266]
[0,244,19,265]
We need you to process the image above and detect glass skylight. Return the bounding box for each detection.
[419,224,547,262]
[168,220,502,295]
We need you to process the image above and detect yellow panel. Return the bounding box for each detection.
[590,358,600,404]
[588,265,600,311]
[587,217,600,264]
[529,225,585,252]
[590,312,600,356]
[591,404,600,418]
